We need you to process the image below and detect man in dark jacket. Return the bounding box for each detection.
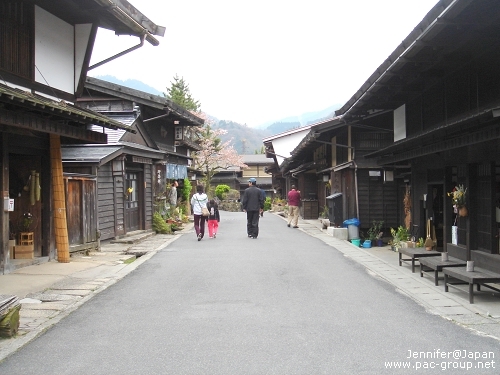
[241,178,264,239]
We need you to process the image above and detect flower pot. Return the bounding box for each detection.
[458,205,468,217]
[377,239,383,247]
[362,240,372,248]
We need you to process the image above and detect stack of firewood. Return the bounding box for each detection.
[0,295,21,338]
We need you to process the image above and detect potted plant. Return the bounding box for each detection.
[389,226,410,252]
[367,220,384,247]
[447,184,467,217]
[416,237,424,248]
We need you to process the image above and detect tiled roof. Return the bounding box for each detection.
[0,83,135,133]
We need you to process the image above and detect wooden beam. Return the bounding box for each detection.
[0,109,107,143]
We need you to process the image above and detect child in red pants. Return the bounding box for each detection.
[207,199,220,238]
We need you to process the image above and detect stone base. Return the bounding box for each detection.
[327,227,348,240]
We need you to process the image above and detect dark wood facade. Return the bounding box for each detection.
[0,1,162,273]
[62,78,204,243]
[334,0,500,258]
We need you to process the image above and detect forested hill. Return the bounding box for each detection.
[213,120,316,154]
[93,76,340,154]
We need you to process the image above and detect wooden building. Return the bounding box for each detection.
[62,78,204,244]
[335,0,500,256]
[0,1,163,273]
[279,117,400,228]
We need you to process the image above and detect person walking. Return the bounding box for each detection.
[190,185,208,241]
[241,178,264,239]
[287,185,301,228]
[207,199,220,238]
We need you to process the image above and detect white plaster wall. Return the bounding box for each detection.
[271,128,311,167]
[35,6,74,94]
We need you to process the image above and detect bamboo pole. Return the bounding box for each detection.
[35,172,40,201]
[50,135,70,263]
[30,170,35,206]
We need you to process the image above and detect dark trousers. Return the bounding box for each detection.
[194,214,206,238]
[246,211,260,238]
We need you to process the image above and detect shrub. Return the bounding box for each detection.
[264,197,271,211]
[181,178,192,202]
[153,212,172,234]
[215,184,230,200]
[225,189,241,200]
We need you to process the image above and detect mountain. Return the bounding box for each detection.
[258,104,341,131]
[94,75,163,96]
[93,76,342,154]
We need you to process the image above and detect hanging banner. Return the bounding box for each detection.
[166,164,187,179]
[451,225,458,245]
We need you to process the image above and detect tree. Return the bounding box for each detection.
[164,74,201,112]
[192,114,247,194]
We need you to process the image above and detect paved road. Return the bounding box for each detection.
[0,212,498,374]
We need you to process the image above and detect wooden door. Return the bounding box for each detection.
[66,178,97,246]
[125,172,141,232]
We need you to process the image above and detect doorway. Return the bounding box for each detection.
[429,184,444,250]
[125,172,142,232]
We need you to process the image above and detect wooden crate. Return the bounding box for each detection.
[19,232,34,246]
[14,245,34,259]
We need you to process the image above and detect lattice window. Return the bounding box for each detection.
[0,2,33,79]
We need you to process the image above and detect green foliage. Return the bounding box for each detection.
[320,205,328,219]
[367,220,384,241]
[254,146,265,154]
[416,237,425,248]
[264,197,271,211]
[215,184,230,200]
[390,226,409,249]
[153,212,172,234]
[164,74,200,111]
[181,178,192,202]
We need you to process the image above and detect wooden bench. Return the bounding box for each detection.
[443,251,500,304]
[419,244,467,286]
[398,247,440,273]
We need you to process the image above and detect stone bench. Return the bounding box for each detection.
[419,244,467,286]
[443,251,500,304]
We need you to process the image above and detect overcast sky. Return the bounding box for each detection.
[89,0,439,127]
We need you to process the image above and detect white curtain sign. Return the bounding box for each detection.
[451,225,458,245]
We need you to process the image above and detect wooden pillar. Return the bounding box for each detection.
[50,134,69,263]
[1,133,9,273]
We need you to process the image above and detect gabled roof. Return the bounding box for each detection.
[262,125,313,143]
[241,154,274,165]
[84,77,205,127]
[38,0,165,46]
[336,0,500,120]
[89,113,137,143]
[62,141,165,166]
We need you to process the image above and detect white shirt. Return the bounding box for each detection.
[190,193,208,215]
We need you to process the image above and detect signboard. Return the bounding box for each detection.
[4,198,14,212]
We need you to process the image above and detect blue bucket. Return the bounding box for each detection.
[351,239,361,247]
[362,240,372,248]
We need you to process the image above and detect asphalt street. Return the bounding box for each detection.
[0,211,498,374]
